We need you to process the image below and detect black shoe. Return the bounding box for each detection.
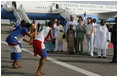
[56,51,59,52]
[109,61,117,63]
[97,56,101,58]
[50,51,53,52]
[61,50,63,52]
[93,52,96,55]
[103,56,106,58]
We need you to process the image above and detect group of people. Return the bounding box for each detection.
[32,19,64,52]
[5,13,117,76]
[6,20,56,75]
[64,15,117,63]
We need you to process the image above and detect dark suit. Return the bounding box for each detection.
[109,23,117,62]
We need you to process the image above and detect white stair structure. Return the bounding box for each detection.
[13,5,31,24]
[51,3,78,21]
[59,8,78,21]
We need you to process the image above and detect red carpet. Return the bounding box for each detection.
[83,41,113,48]
[108,43,113,48]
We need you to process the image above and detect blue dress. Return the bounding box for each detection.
[13,25,21,32]
[6,27,28,61]
[45,28,55,51]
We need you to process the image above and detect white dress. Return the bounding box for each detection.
[54,25,64,51]
[94,25,110,49]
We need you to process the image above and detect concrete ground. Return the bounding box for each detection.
[1,25,117,76]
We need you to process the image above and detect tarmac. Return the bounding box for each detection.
[1,25,117,76]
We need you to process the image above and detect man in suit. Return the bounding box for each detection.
[109,17,117,63]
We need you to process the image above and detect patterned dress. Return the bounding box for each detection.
[30,23,38,43]
[67,29,75,53]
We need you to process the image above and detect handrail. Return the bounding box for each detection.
[58,7,78,21]
[13,6,22,24]
[18,5,31,23]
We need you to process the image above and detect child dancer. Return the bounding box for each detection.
[6,23,35,69]
[32,21,56,76]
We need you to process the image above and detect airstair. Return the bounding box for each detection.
[59,8,78,21]
[13,5,31,24]
[51,3,78,21]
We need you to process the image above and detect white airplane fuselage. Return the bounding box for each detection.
[1,1,117,22]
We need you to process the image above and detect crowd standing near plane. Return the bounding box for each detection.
[4,2,117,75]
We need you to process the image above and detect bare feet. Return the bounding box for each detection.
[12,65,20,69]
[40,72,44,75]
[17,65,22,68]
[12,64,21,69]
[35,72,44,76]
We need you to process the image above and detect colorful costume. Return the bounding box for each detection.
[67,29,75,54]
[30,23,38,43]
[33,26,51,57]
[6,27,28,60]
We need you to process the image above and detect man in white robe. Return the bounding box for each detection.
[94,19,110,58]
[54,19,57,28]
[54,20,64,52]
[92,18,98,43]
[64,15,78,35]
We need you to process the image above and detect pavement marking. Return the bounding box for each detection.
[1,41,101,76]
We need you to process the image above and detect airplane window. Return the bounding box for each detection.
[56,4,59,9]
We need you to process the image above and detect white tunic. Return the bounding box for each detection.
[35,26,51,49]
[54,25,64,51]
[85,24,94,44]
[85,24,94,36]
[94,25,110,49]
[93,23,98,36]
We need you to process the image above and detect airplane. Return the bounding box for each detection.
[1,1,117,25]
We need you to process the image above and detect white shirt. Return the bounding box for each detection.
[35,26,51,42]
[85,24,94,36]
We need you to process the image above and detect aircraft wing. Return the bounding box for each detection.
[93,11,117,19]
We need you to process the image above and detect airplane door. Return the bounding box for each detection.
[56,4,59,9]
[52,3,59,12]
[12,1,16,8]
